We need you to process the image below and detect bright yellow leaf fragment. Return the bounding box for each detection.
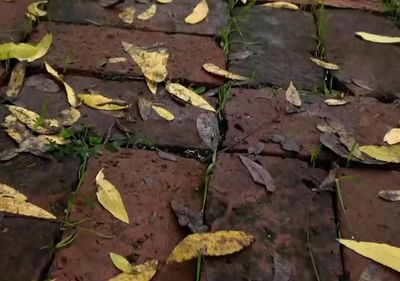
[110,252,133,273]
[156,0,172,3]
[152,105,174,121]
[167,231,254,263]
[2,115,33,143]
[122,41,169,83]
[203,63,249,80]
[6,62,26,98]
[27,0,48,17]
[39,134,70,145]
[360,145,400,163]
[137,4,157,20]
[146,79,157,95]
[0,33,52,62]
[108,57,128,64]
[119,6,135,24]
[262,1,299,10]
[356,32,400,44]
[96,169,129,224]
[166,82,215,112]
[45,62,79,107]
[185,0,209,24]
[109,260,158,281]
[324,99,348,106]
[384,128,400,145]
[339,239,400,273]
[78,93,129,111]
[59,107,81,127]
[0,182,56,219]
[310,57,340,70]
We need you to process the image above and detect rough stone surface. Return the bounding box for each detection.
[0,66,6,89]
[30,22,225,87]
[337,168,400,281]
[229,6,323,90]
[204,153,341,281]
[324,10,400,100]
[7,74,214,149]
[49,149,204,281]
[48,0,228,36]
[260,0,383,11]
[0,155,79,281]
[0,0,35,42]
[224,88,400,162]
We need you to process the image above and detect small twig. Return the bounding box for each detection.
[306,194,321,281]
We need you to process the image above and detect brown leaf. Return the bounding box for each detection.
[196,113,220,151]
[378,190,400,202]
[265,133,299,153]
[6,62,26,98]
[156,148,178,162]
[319,163,339,191]
[273,252,291,281]
[285,81,301,107]
[170,200,208,233]
[238,155,276,192]
[138,96,153,121]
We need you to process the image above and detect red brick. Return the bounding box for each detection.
[49,149,205,281]
[30,22,225,87]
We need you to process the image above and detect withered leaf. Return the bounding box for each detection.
[378,190,400,202]
[170,200,208,233]
[273,252,291,281]
[319,163,339,191]
[156,148,178,162]
[138,96,153,121]
[97,0,122,8]
[265,133,299,153]
[196,113,220,151]
[238,155,276,192]
[6,62,26,98]
[285,81,301,107]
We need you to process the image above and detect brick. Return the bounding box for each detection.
[0,0,35,42]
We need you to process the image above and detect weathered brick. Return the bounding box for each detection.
[0,0,35,42]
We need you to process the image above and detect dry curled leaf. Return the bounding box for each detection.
[137,4,157,20]
[79,93,129,111]
[167,231,254,263]
[59,107,81,127]
[166,82,215,112]
[285,81,301,107]
[319,163,339,191]
[378,190,400,202]
[383,128,400,145]
[2,115,33,143]
[359,145,400,163]
[170,200,208,233]
[262,1,299,10]
[156,148,178,162]
[27,0,48,17]
[356,32,400,44]
[110,252,132,273]
[146,79,157,95]
[6,61,26,98]
[324,99,348,106]
[118,6,135,24]
[265,133,299,153]
[137,96,153,121]
[310,57,340,70]
[203,63,249,81]
[152,105,174,121]
[0,182,56,219]
[185,0,208,24]
[109,260,158,281]
[96,169,129,224]
[238,155,276,192]
[0,33,52,62]
[273,252,291,281]
[196,112,219,151]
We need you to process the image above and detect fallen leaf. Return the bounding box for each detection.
[356,32,400,44]
[285,81,301,107]
[203,63,249,81]
[265,133,299,153]
[378,190,400,202]
[145,79,157,95]
[0,149,20,161]
[108,57,128,63]
[0,182,56,219]
[170,200,208,233]
[109,260,158,281]
[319,163,339,191]
[156,0,172,3]
[2,115,33,143]
[238,155,276,192]
[58,107,81,127]
[196,112,220,150]
[45,62,78,107]
[352,79,373,91]
[359,145,400,163]
[324,99,348,106]
[338,239,400,273]
[79,93,129,111]
[156,148,178,162]
[358,264,383,281]
[152,105,174,121]
[97,0,122,8]
[6,61,26,98]
[27,0,48,17]
[118,6,135,24]
[229,50,252,61]
[137,96,153,121]
[122,41,169,83]
[167,231,254,263]
[40,134,69,145]
[166,82,215,112]
[262,1,299,10]
[96,168,129,224]
[0,33,52,62]
[5,105,61,134]
[273,252,291,281]
[19,135,50,156]
[137,4,157,20]
[185,0,208,24]
[383,128,400,145]
[110,252,132,273]
[310,57,340,70]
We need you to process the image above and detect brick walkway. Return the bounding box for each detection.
[0,1,399,281]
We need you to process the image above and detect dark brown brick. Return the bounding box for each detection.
[0,0,35,42]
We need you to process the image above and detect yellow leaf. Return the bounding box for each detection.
[285,81,301,107]
[261,1,299,10]
[146,79,157,95]
[310,57,340,70]
[27,0,48,17]
[203,63,249,81]
[119,6,135,24]
[96,169,129,224]
[167,231,254,263]
[338,239,400,273]
[109,260,158,281]
[152,105,174,121]
[108,57,128,64]
[359,145,400,163]
[2,115,33,143]
[5,105,61,134]
[137,4,157,20]
[26,12,37,22]
[110,252,132,273]
[185,0,209,24]
[122,41,169,83]
[6,61,26,98]
[45,62,79,107]
[384,128,400,145]
[166,82,215,112]
[156,0,172,3]
[59,107,81,127]
[324,99,348,106]
[0,33,52,62]
[78,93,129,111]
[39,134,70,145]
[356,32,400,44]
[0,182,56,219]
